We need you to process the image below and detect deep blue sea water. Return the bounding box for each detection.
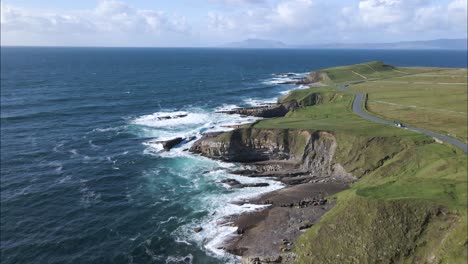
[1,47,467,264]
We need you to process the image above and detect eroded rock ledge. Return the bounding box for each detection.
[190,128,354,185]
[189,128,356,263]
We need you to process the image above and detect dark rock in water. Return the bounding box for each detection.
[230,169,258,175]
[157,114,188,120]
[217,101,299,118]
[245,183,269,188]
[193,227,203,233]
[186,136,197,142]
[220,178,269,189]
[221,178,241,185]
[162,137,183,151]
[275,72,295,77]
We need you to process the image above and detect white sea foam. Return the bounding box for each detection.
[160,216,179,225]
[171,165,284,261]
[280,84,310,95]
[243,97,277,107]
[132,111,208,128]
[175,237,192,246]
[133,108,260,158]
[262,72,308,85]
[214,104,240,112]
[166,254,193,264]
[262,77,295,85]
[127,72,306,260]
[128,107,283,261]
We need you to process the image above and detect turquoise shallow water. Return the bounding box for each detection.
[1,47,467,264]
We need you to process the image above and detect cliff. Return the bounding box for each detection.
[190,128,356,185]
[190,62,467,263]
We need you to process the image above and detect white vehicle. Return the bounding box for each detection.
[393,121,405,128]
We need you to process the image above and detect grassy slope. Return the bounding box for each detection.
[333,62,468,143]
[253,61,467,263]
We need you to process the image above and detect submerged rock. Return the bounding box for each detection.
[162,137,183,151]
[157,114,188,120]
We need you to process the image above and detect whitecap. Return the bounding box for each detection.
[172,168,284,261]
[57,175,71,184]
[175,237,192,246]
[160,216,178,224]
[88,140,100,149]
[132,111,207,128]
[69,149,79,157]
[214,104,240,112]
[92,127,121,133]
[132,109,261,158]
[166,254,193,264]
[262,72,308,85]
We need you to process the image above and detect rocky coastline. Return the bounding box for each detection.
[153,73,356,262]
[180,74,356,263]
[189,126,355,263]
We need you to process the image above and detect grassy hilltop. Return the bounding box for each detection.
[253,61,467,263]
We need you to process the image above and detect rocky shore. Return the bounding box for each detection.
[223,182,349,263]
[155,71,354,262]
[186,92,357,263]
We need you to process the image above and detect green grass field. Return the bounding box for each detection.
[318,61,468,143]
[252,61,467,263]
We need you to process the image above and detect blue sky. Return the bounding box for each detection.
[1,0,467,46]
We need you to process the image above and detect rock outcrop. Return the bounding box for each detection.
[161,137,183,151]
[220,178,269,189]
[190,128,354,184]
[280,71,330,85]
[217,101,299,118]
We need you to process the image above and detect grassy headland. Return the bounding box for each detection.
[252,61,467,263]
[320,61,467,143]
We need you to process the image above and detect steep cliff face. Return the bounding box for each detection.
[190,128,354,182]
[190,128,305,162]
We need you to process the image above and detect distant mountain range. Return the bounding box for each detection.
[222,38,467,50]
[222,39,288,49]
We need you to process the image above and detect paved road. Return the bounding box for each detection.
[336,83,468,154]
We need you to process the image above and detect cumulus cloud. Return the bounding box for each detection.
[1,1,189,46]
[203,0,466,44]
[209,0,266,5]
[1,0,466,46]
[340,0,467,35]
[207,0,331,37]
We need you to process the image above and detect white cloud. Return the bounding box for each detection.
[206,0,329,37]
[448,0,468,26]
[209,0,266,6]
[1,1,189,46]
[1,0,466,46]
[335,0,467,41]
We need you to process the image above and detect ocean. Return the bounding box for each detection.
[1,47,467,264]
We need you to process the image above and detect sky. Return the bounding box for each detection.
[1,0,467,47]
